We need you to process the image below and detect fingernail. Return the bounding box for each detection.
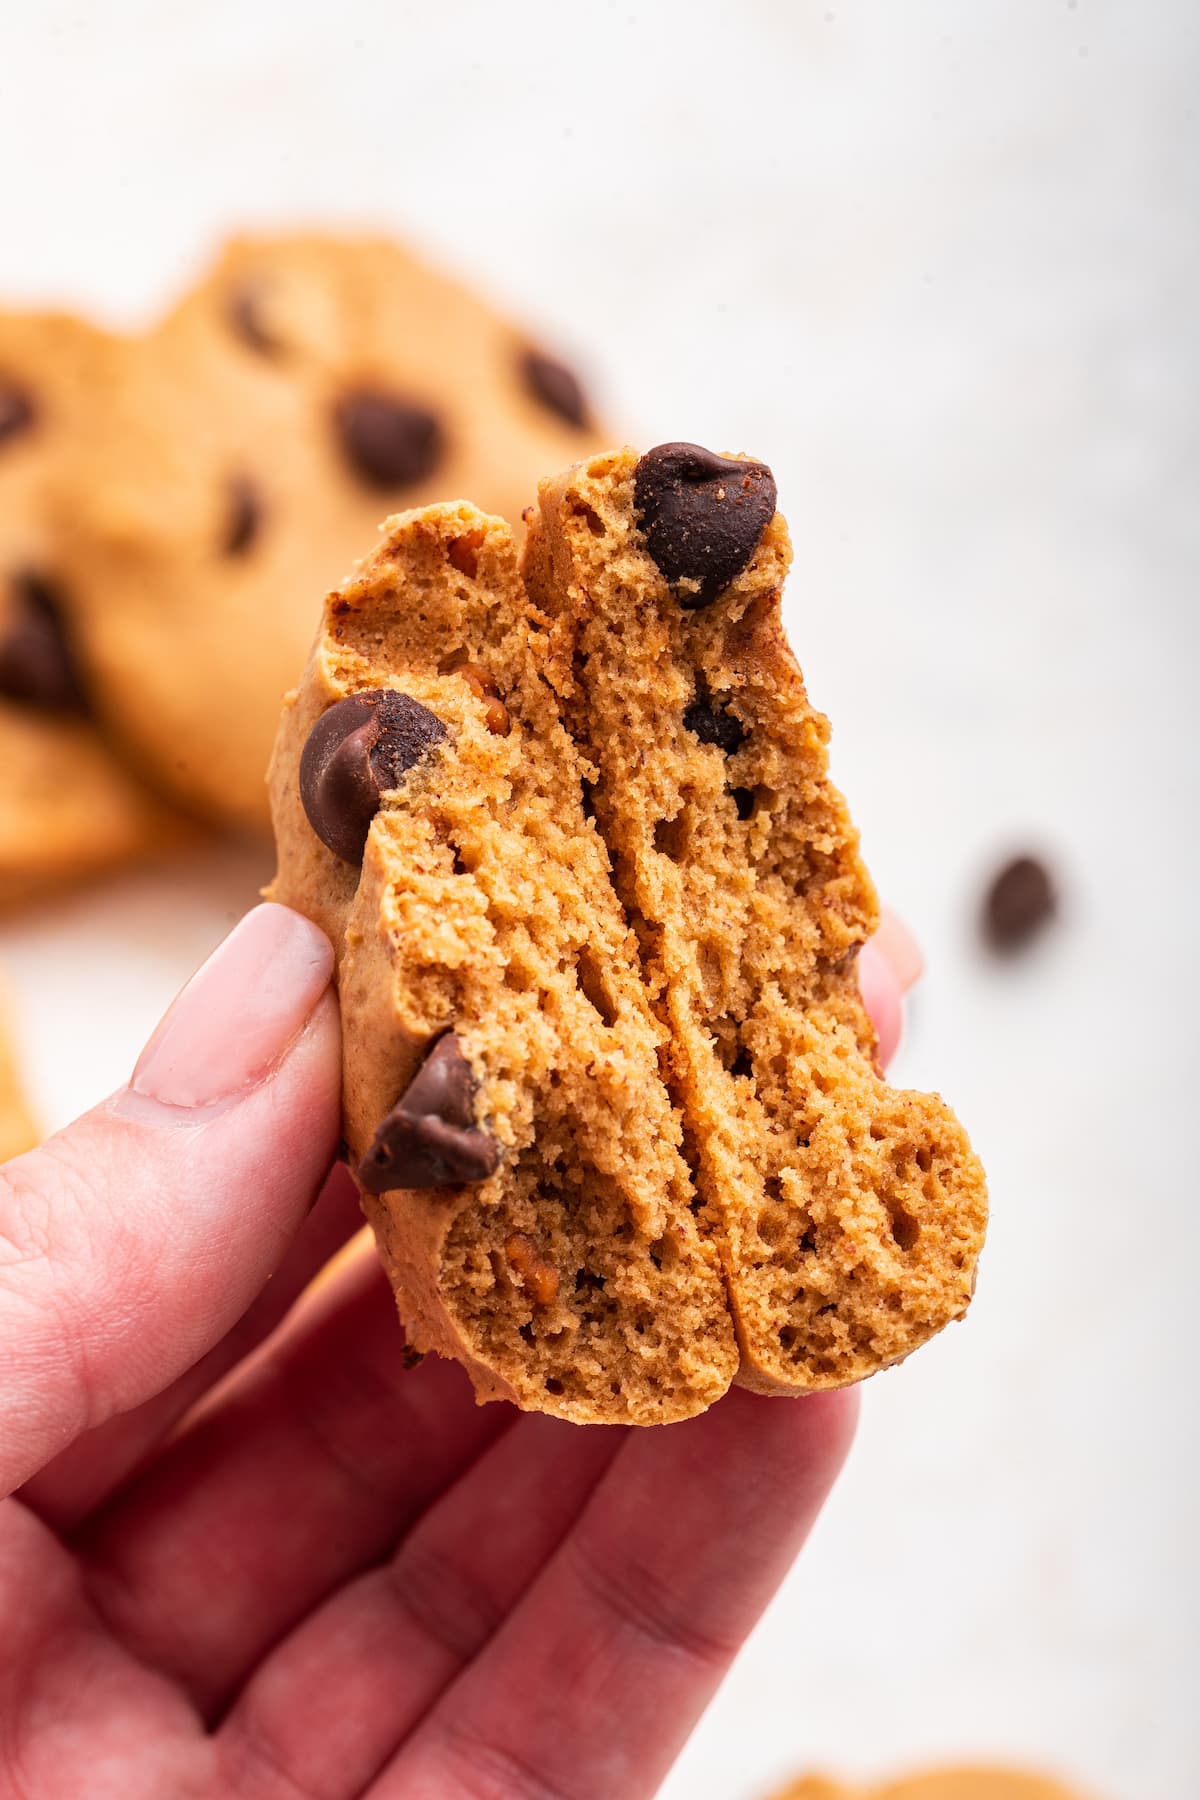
[127,904,334,1110]
[858,938,904,1071]
[873,906,925,995]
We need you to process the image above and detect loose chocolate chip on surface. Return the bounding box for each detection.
[0,384,35,448]
[634,442,777,609]
[334,389,443,489]
[520,348,590,430]
[982,854,1057,952]
[0,572,84,711]
[300,688,447,863]
[684,683,747,754]
[358,1032,500,1192]
[228,284,284,357]
[223,475,263,556]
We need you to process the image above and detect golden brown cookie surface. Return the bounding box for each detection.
[771,1770,1097,1800]
[270,447,985,1420]
[54,233,605,831]
[0,311,177,905]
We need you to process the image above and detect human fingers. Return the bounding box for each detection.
[378,1384,857,1800]
[78,1255,510,1718]
[859,937,904,1068]
[21,1162,363,1531]
[0,903,340,1501]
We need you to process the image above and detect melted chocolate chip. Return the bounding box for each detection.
[0,572,84,711]
[634,442,776,609]
[0,384,35,448]
[520,348,590,430]
[299,688,447,863]
[684,683,746,754]
[228,284,284,357]
[358,1032,500,1192]
[982,854,1057,952]
[223,475,263,556]
[334,389,443,490]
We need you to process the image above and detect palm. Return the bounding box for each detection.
[6,1169,853,1800]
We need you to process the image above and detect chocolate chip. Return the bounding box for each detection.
[227,284,284,357]
[684,683,746,754]
[0,384,34,449]
[299,688,447,863]
[982,854,1057,952]
[0,572,84,711]
[520,348,590,430]
[223,475,262,556]
[358,1032,500,1192]
[334,389,443,490]
[634,442,777,609]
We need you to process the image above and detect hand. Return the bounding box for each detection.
[0,902,912,1799]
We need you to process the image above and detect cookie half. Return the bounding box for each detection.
[525,445,987,1393]
[268,502,737,1423]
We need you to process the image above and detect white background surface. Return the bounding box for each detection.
[1,4,1197,1796]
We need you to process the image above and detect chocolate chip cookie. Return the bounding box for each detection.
[269,501,738,1423]
[525,445,987,1393]
[269,445,986,1421]
[53,232,603,832]
[0,311,177,904]
[772,1772,1095,1800]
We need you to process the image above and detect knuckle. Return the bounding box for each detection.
[566,1530,737,1672]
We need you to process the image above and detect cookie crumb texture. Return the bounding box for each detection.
[270,450,986,1422]
[269,502,737,1424]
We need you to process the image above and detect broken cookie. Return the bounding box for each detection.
[269,445,987,1420]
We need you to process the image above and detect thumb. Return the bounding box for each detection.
[0,902,340,1499]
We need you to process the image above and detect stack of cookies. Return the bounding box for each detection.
[0,231,602,902]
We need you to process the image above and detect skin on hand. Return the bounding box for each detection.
[0,902,911,1799]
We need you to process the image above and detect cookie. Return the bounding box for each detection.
[0,980,37,1163]
[269,501,738,1423]
[524,445,987,1392]
[0,311,177,905]
[53,232,604,832]
[269,448,985,1420]
[772,1770,1096,1800]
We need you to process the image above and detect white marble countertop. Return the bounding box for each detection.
[1,3,1196,1795]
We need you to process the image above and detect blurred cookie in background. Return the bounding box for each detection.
[0,978,36,1161]
[50,232,606,832]
[0,311,182,906]
[771,1766,1100,1800]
